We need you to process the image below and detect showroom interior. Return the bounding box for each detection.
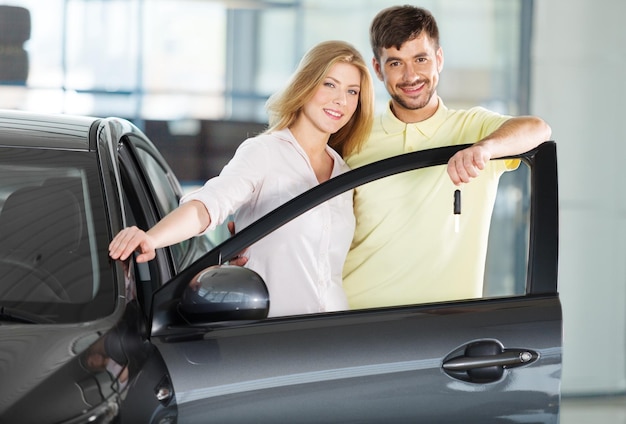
[0,0,625,421]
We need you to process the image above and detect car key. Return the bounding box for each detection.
[454,189,461,233]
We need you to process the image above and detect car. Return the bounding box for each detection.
[0,109,562,423]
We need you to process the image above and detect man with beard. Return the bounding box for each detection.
[342,5,552,309]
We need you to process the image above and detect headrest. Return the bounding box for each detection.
[0,185,83,256]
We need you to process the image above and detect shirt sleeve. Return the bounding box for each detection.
[180,137,270,232]
[469,107,519,172]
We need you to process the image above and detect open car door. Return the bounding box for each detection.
[149,141,561,423]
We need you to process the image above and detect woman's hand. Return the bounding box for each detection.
[227,221,248,266]
[109,226,157,263]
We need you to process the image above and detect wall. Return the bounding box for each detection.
[532,1,626,395]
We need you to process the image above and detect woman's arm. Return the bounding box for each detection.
[108,200,210,263]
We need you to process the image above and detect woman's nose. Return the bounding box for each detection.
[334,92,347,105]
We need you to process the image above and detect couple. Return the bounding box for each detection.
[109,6,551,317]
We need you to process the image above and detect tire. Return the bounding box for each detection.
[0,6,31,43]
[0,47,28,83]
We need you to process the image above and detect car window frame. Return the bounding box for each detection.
[120,133,213,269]
[116,136,177,285]
[150,141,558,335]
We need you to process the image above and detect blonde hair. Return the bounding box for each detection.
[265,40,374,158]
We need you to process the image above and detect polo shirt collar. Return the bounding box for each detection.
[381,97,448,138]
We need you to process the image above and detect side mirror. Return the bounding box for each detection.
[179,265,269,323]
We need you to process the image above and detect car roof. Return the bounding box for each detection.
[0,109,99,151]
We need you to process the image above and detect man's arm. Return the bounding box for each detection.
[447,116,551,185]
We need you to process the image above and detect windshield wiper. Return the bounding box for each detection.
[0,306,53,324]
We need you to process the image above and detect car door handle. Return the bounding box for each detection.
[443,350,536,371]
[442,340,539,383]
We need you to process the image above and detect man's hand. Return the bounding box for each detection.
[447,143,492,185]
[109,226,156,263]
[227,221,248,266]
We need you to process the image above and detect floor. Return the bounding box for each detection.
[560,395,626,423]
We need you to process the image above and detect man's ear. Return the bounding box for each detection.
[436,47,444,73]
[372,57,384,81]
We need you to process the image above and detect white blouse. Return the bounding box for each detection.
[180,128,355,317]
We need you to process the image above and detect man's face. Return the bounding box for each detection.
[373,34,444,122]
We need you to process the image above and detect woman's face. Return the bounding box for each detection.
[299,62,362,137]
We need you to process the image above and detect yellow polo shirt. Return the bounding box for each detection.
[343,99,516,309]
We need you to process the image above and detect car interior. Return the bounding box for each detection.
[0,173,95,304]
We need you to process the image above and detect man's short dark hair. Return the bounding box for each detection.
[370,5,440,60]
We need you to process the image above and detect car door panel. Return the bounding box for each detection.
[150,142,561,423]
[155,296,560,423]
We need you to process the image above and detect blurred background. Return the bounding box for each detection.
[0,0,624,412]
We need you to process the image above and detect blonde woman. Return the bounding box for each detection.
[109,40,374,317]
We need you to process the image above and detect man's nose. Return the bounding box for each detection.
[403,64,419,82]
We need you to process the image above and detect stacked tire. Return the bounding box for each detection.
[0,6,30,85]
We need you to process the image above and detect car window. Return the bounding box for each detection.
[484,163,530,297]
[125,135,221,269]
[217,158,530,315]
[122,135,190,267]
[152,143,559,335]
[355,160,529,307]
[0,148,115,323]
[118,135,218,290]
[340,161,530,309]
[133,143,180,215]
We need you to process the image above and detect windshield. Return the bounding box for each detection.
[0,147,115,323]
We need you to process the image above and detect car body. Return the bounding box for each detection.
[0,109,562,423]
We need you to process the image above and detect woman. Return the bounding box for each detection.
[109,40,374,317]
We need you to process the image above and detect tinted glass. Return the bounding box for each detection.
[0,147,115,323]
[133,142,180,215]
[128,136,188,267]
[223,158,530,315]
[348,160,530,307]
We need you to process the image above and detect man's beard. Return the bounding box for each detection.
[391,82,435,111]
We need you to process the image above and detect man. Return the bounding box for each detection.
[342,5,552,309]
